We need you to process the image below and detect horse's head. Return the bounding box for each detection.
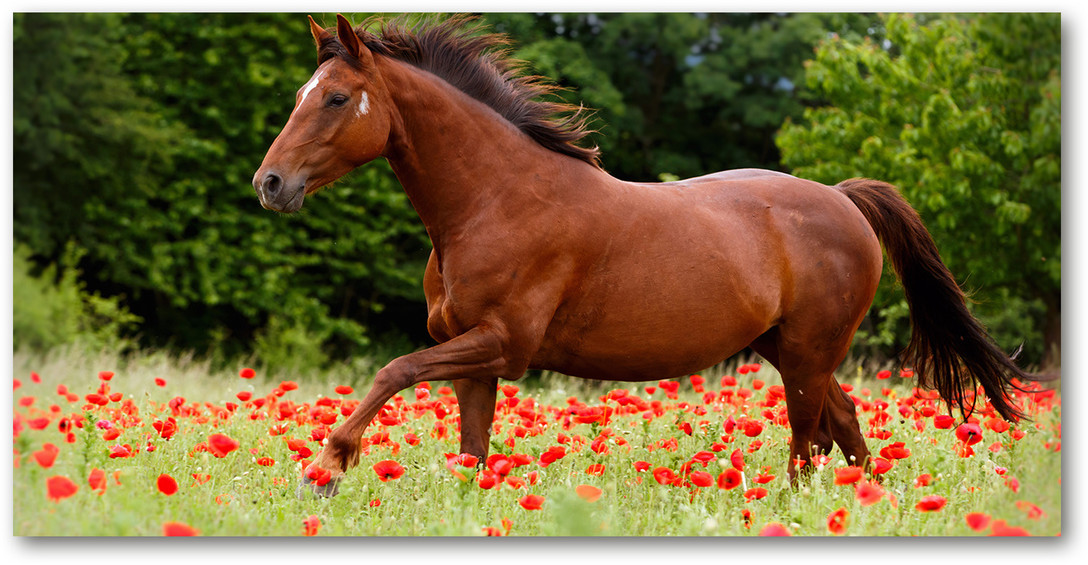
[253,15,392,213]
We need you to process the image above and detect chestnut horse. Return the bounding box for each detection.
[254,15,1033,497]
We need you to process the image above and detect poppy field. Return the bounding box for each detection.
[12,349,1060,537]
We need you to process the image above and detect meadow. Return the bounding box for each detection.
[12,346,1060,537]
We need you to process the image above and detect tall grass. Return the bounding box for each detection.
[12,347,1060,537]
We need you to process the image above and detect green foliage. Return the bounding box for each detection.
[12,13,185,259]
[13,244,142,353]
[777,13,1060,365]
[487,13,881,180]
[14,13,429,364]
[11,12,1058,369]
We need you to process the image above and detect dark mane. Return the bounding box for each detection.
[316,15,601,168]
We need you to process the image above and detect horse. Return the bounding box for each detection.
[253,14,1035,497]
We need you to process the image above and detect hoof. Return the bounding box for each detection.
[298,474,342,499]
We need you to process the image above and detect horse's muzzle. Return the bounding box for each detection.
[253,170,306,213]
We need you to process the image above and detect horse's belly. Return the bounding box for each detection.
[533,287,774,382]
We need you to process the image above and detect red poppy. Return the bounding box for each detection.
[157,474,178,496]
[1015,500,1046,520]
[955,422,984,446]
[163,521,200,536]
[633,460,651,473]
[369,498,381,507]
[854,480,884,506]
[743,487,768,501]
[915,495,947,512]
[989,520,1030,536]
[239,368,255,379]
[741,419,763,437]
[879,442,911,459]
[518,494,545,510]
[689,471,714,488]
[46,475,78,502]
[833,466,864,485]
[153,417,178,440]
[933,414,955,429]
[98,371,114,381]
[914,473,934,488]
[653,467,679,486]
[504,476,526,489]
[447,453,478,468]
[373,460,405,482]
[717,468,742,490]
[501,385,519,398]
[965,512,991,532]
[88,468,107,494]
[487,454,514,476]
[869,457,893,475]
[256,457,275,466]
[730,448,745,471]
[576,484,602,503]
[827,507,849,535]
[303,515,321,536]
[759,522,791,536]
[477,469,499,490]
[753,471,776,484]
[154,378,167,387]
[306,466,333,487]
[107,444,132,459]
[876,370,891,379]
[334,385,353,395]
[236,391,252,402]
[984,418,1010,433]
[279,381,299,392]
[208,433,240,457]
[586,464,606,476]
[33,443,60,468]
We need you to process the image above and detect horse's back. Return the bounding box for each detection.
[531,168,883,381]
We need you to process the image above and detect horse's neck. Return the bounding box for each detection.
[378,57,600,246]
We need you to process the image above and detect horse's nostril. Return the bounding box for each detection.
[263,173,283,196]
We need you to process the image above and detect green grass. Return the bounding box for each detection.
[12,346,1061,537]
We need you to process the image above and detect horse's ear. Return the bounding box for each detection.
[335,14,366,61]
[308,15,331,48]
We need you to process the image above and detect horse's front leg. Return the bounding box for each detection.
[300,326,513,497]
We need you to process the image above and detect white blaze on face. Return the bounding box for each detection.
[292,67,327,117]
[357,91,370,117]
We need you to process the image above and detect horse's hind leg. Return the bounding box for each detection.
[823,383,871,468]
[452,377,498,463]
[753,323,859,483]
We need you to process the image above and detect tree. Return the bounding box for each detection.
[13,14,184,259]
[487,13,882,181]
[776,13,1060,367]
[14,13,431,366]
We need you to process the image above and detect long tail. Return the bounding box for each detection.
[836,178,1034,421]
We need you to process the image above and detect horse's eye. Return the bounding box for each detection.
[328,94,349,107]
